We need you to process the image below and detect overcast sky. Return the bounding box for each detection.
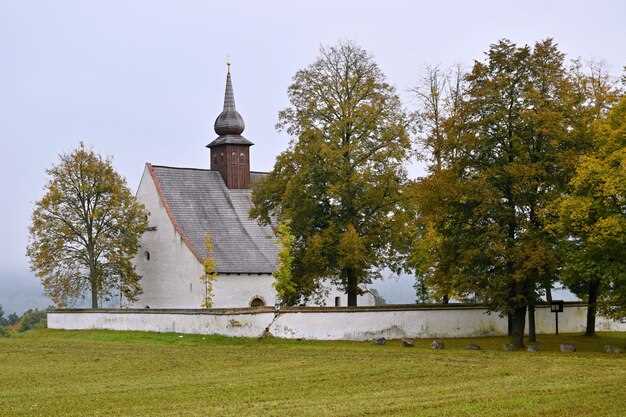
[1,0,624,313]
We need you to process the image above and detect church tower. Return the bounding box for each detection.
[207,64,253,189]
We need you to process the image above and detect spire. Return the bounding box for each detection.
[213,63,245,137]
[222,62,236,113]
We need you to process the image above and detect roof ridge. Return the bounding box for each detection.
[149,164,216,172]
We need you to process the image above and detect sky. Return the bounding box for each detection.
[1,0,624,313]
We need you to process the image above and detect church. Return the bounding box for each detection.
[131,67,375,309]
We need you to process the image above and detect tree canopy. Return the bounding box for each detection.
[27,144,148,308]
[551,96,626,330]
[251,42,412,306]
[407,39,610,347]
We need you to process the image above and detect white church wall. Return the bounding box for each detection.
[132,167,206,309]
[212,274,277,308]
[49,303,615,341]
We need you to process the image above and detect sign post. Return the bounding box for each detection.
[550,300,564,335]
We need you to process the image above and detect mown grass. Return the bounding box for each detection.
[1,329,625,417]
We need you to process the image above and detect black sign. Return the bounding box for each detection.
[550,300,564,313]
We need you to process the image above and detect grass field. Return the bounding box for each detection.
[1,330,625,417]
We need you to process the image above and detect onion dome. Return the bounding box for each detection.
[208,64,253,147]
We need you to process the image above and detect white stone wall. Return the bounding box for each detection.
[48,304,619,341]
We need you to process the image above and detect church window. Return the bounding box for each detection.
[239,153,246,162]
[335,296,341,307]
[144,251,150,261]
[249,297,265,308]
[189,283,193,292]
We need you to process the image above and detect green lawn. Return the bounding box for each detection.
[1,330,625,417]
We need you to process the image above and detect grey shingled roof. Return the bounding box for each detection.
[148,165,277,274]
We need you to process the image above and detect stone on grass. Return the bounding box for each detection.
[466,343,481,350]
[503,343,517,352]
[431,340,444,350]
[402,338,415,347]
[603,345,624,354]
[527,343,540,353]
[560,343,576,353]
[374,337,386,346]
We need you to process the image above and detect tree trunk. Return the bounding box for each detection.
[544,283,553,303]
[507,313,513,336]
[585,280,600,336]
[510,305,527,349]
[346,268,358,307]
[90,282,98,309]
[528,303,536,343]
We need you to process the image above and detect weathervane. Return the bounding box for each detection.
[226,54,231,73]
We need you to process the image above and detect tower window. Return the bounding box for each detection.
[144,251,151,261]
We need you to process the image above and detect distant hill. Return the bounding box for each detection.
[0,270,50,315]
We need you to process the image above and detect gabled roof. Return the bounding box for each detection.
[147,164,277,274]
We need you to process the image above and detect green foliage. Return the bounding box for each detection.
[17,308,48,332]
[6,312,19,326]
[272,221,297,305]
[0,326,8,337]
[552,97,626,319]
[26,143,149,308]
[407,39,619,347]
[200,235,218,308]
[251,41,412,305]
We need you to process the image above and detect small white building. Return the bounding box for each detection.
[131,67,374,309]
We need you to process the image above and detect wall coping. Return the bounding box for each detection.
[49,302,587,316]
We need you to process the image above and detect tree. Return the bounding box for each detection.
[27,144,148,308]
[273,221,297,305]
[251,42,412,306]
[552,96,626,335]
[409,65,467,304]
[0,305,6,326]
[200,235,218,308]
[410,39,577,348]
[7,312,19,326]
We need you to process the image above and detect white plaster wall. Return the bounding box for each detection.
[309,282,377,307]
[49,304,615,341]
[212,274,276,308]
[597,316,626,332]
[48,311,273,337]
[132,167,206,309]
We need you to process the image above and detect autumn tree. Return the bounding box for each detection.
[200,235,218,308]
[411,39,581,348]
[552,96,626,335]
[409,65,467,303]
[27,144,148,308]
[272,221,297,305]
[251,42,411,306]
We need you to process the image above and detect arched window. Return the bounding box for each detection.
[239,153,246,162]
[144,251,151,261]
[249,297,265,308]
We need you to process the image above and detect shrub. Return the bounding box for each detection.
[0,326,9,337]
[18,308,48,332]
